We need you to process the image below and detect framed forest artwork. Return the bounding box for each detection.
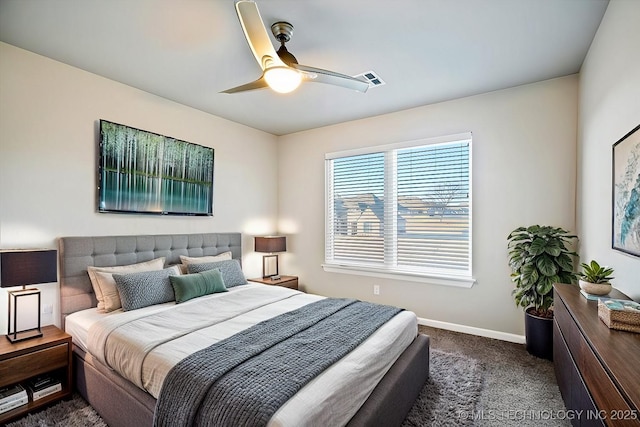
[612,124,640,257]
[98,120,214,216]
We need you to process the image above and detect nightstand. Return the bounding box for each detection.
[250,275,299,290]
[0,325,72,423]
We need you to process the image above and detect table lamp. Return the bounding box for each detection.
[1,249,57,343]
[254,236,286,279]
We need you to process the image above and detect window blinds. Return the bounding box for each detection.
[326,134,471,277]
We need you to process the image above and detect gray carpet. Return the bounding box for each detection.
[7,326,567,427]
[5,393,107,427]
[419,325,569,427]
[403,349,483,426]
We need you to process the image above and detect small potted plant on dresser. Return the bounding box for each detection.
[578,260,614,297]
[507,225,578,360]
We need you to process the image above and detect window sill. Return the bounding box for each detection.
[321,263,476,288]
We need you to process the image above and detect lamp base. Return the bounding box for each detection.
[7,287,42,344]
[6,328,43,343]
[262,254,279,278]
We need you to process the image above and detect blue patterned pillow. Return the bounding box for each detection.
[113,267,178,311]
[187,259,247,288]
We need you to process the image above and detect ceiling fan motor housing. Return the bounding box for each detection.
[271,21,294,43]
[271,21,298,65]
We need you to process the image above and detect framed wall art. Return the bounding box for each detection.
[612,124,640,257]
[98,120,214,216]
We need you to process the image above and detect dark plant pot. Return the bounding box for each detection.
[525,308,553,361]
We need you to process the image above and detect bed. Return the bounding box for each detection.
[59,233,430,427]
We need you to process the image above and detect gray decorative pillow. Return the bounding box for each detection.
[113,267,178,311]
[187,259,247,288]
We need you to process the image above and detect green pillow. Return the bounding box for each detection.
[170,268,227,303]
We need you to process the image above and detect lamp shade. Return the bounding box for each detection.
[2,249,56,343]
[0,249,58,287]
[254,236,286,253]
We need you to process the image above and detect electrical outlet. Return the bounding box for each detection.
[373,285,380,295]
[42,304,53,314]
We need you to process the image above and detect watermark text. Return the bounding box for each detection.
[457,409,639,421]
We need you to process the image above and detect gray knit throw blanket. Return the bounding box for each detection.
[154,298,402,427]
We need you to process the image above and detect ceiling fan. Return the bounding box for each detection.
[221,0,369,94]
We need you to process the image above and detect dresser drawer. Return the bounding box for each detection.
[574,334,636,423]
[0,342,69,387]
[555,296,635,424]
[554,320,604,427]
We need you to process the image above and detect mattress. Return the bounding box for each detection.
[65,283,417,426]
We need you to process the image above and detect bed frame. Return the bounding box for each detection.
[59,232,430,427]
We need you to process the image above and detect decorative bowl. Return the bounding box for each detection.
[579,280,612,296]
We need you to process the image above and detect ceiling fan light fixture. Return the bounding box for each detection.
[223,1,369,94]
[264,66,301,93]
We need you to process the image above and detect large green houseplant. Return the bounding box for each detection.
[507,225,578,359]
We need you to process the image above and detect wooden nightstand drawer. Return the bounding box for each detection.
[274,278,298,289]
[250,275,299,290]
[0,342,69,387]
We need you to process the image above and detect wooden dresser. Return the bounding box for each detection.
[553,284,640,426]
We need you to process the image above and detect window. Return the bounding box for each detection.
[324,132,474,287]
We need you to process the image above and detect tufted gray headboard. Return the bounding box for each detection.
[58,233,242,326]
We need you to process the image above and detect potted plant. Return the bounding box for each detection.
[578,260,614,296]
[507,225,578,360]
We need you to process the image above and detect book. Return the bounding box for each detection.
[26,375,57,391]
[0,384,27,406]
[0,389,27,406]
[0,383,25,400]
[25,374,62,401]
[600,299,640,312]
[27,382,62,401]
[0,393,28,415]
[579,289,612,301]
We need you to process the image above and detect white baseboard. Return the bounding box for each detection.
[417,317,526,344]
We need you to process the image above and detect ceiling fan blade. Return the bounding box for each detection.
[236,0,287,70]
[292,64,369,93]
[220,77,268,94]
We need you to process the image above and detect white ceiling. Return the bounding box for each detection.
[0,0,608,136]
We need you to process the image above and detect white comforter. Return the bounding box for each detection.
[67,283,417,426]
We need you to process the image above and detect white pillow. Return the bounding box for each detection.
[87,257,166,313]
[179,251,232,274]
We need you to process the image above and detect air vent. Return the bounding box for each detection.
[355,70,386,88]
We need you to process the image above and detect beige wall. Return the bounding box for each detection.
[278,76,579,337]
[0,42,279,333]
[577,0,640,300]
